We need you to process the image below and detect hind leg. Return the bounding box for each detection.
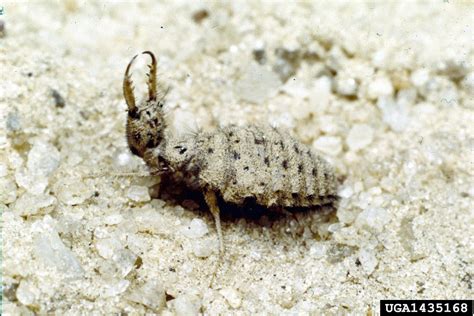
[204,190,225,287]
[204,190,224,254]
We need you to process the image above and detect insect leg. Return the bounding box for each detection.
[204,189,224,254]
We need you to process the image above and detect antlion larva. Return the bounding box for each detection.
[123,51,337,255]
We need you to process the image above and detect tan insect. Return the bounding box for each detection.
[123,51,337,256]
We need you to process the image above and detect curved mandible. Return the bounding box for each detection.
[142,51,157,101]
[123,54,138,111]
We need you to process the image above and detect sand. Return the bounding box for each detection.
[1,1,473,314]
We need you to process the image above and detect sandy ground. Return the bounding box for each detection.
[1,1,473,315]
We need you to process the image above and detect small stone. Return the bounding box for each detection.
[377,96,409,132]
[95,237,123,260]
[335,77,358,96]
[411,69,430,87]
[0,163,7,177]
[104,280,130,297]
[127,280,166,312]
[16,281,38,306]
[235,63,281,104]
[27,140,60,177]
[367,76,393,99]
[313,136,342,156]
[114,151,133,167]
[56,179,94,205]
[182,218,209,239]
[6,111,21,132]
[219,288,242,309]
[13,192,56,216]
[355,207,390,232]
[358,248,378,275]
[172,293,201,316]
[0,178,17,204]
[309,243,327,258]
[33,216,84,277]
[104,214,123,225]
[113,248,138,277]
[127,185,150,202]
[346,124,374,151]
[192,239,214,258]
[309,76,332,111]
[15,168,48,195]
[337,185,353,199]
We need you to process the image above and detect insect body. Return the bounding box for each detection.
[123,51,337,254]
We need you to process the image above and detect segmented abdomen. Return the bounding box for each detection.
[195,125,337,208]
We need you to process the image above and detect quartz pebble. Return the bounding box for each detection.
[313,136,342,156]
[95,237,123,260]
[410,69,430,87]
[56,179,93,205]
[367,76,393,99]
[15,141,60,194]
[220,288,242,309]
[335,77,358,96]
[33,216,84,277]
[358,248,378,275]
[346,124,374,151]
[355,207,390,233]
[13,192,56,216]
[104,280,130,297]
[27,141,60,178]
[127,281,166,312]
[127,185,151,202]
[172,293,201,316]
[0,178,17,204]
[16,281,38,306]
[377,96,409,132]
[192,239,214,258]
[182,218,209,239]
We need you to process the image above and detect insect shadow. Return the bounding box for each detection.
[153,174,339,235]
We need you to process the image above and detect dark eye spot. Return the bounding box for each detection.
[153,118,159,126]
[229,131,234,137]
[279,141,284,149]
[208,148,214,154]
[233,151,240,160]
[235,139,240,143]
[298,164,303,173]
[259,182,265,186]
[255,138,264,145]
[179,147,187,154]
[282,160,288,169]
[129,109,139,119]
[158,102,164,108]
[146,139,155,148]
[232,180,237,185]
[243,166,249,171]
[146,110,151,116]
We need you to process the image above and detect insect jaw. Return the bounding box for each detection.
[122,51,158,114]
